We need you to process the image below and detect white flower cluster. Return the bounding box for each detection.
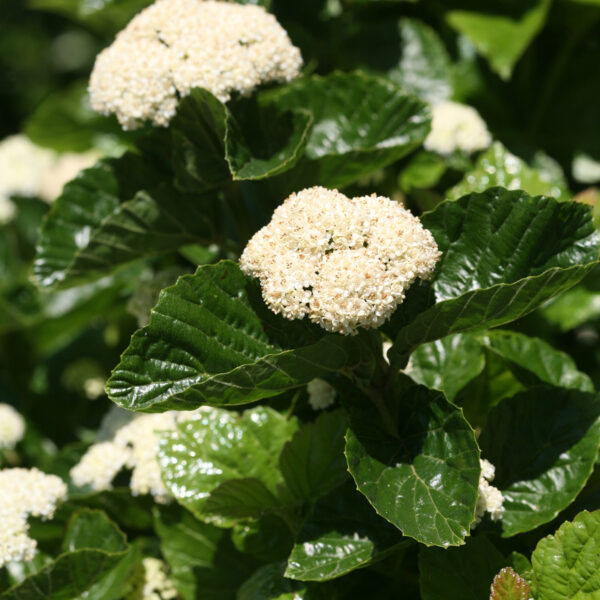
[474,458,504,525]
[71,412,193,503]
[0,134,97,222]
[0,404,26,449]
[240,187,440,335]
[89,0,303,130]
[424,101,492,155]
[307,378,336,410]
[126,557,178,600]
[0,468,67,567]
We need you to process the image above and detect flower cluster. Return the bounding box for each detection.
[0,404,25,449]
[71,411,195,502]
[240,187,440,335]
[0,468,67,567]
[0,134,97,222]
[89,0,303,130]
[126,558,178,600]
[307,378,336,410]
[474,458,504,525]
[424,101,491,155]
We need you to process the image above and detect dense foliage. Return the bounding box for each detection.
[2,0,600,598]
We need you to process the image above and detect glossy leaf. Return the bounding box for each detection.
[159,406,298,521]
[390,188,599,359]
[285,484,407,581]
[264,71,431,188]
[344,376,480,547]
[531,510,600,599]
[479,387,600,536]
[446,0,551,79]
[448,143,569,202]
[108,261,366,411]
[279,409,349,502]
[419,535,505,600]
[154,504,255,600]
[407,333,485,401]
[0,510,129,600]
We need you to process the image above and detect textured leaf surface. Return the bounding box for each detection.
[108,261,366,411]
[159,406,298,521]
[390,188,599,359]
[264,71,430,188]
[279,410,349,502]
[154,504,255,600]
[479,387,600,536]
[531,510,600,600]
[344,376,480,547]
[419,535,505,600]
[0,510,129,600]
[490,567,531,600]
[446,0,551,79]
[448,143,569,201]
[285,484,407,581]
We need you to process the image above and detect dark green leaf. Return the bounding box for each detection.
[0,510,129,600]
[154,504,255,600]
[479,387,600,536]
[344,376,480,547]
[263,71,430,189]
[238,563,308,600]
[285,484,407,581]
[531,510,600,600]
[448,143,569,202]
[232,516,294,563]
[159,406,298,522]
[446,0,551,79]
[108,261,367,411]
[279,409,349,502]
[418,535,505,600]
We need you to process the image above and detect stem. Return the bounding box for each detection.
[285,390,300,420]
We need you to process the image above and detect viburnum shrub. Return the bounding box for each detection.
[2,0,600,598]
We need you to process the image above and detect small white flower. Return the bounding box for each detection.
[126,557,178,600]
[0,468,67,567]
[240,187,440,335]
[424,101,491,155]
[473,458,504,526]
[0,404,25,449]
[89,0,303,130]
[307,378,336,410]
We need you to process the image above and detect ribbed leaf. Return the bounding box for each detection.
[344,376,480,547]
[107,261,366,411]
[479,387,600,536]
[490,567,531,600]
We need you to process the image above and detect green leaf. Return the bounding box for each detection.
[446,0,551,79]
[407,333,485,401]
[390,19,453,103]
[418,535,506,600]
[158,406,298,522]
[0,510,129,600]
[263,71,431,188]
[479,387,600,536]
[279,409,349,502]
[448,143,569,202]
[285,484,407,581]
[344,376,480,547]
[238,563,308,600]
[232,515,294,563]
[490,567,531,600]
[107,261,367,412]
[390,188,599,360]
[531,510,600,599]
[399,151,447,192]
[154,504,255,600]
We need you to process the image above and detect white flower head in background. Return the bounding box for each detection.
[89,0,303,130]
[240,187,440,335]
[424,101,491,155]
[474,458,504,526]
[0,468,67,567]
[126,557,178,600]
[0,404,26,450]
[71,411,198,503]
[307,378,336,410]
